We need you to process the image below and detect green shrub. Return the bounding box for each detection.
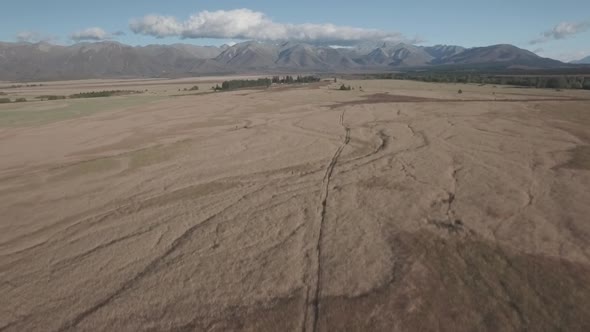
[339,84,352,91]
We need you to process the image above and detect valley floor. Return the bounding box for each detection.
[1,79,590,331]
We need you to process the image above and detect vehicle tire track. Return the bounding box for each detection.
[304,109,350,332]
[50,185,266,332]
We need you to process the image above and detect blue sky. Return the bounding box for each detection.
[1,0,589,61]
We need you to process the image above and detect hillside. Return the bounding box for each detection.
[0,41,570,81]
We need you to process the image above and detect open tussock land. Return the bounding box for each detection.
[1,78,590,331]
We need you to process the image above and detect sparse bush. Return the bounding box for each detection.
[188,85,199,91]
[15,98,27,102]
[0,98,11,103]
[458,89,463,94]
[339,84,352,91]
[0,92,6,95]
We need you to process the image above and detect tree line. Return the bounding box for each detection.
[271,75,321,84]
[214,76,321,91]
[69,90,142,98]
[0,97,28,103]
[385,72,590,90]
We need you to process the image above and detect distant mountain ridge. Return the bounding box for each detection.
[571,55,590,64]
[0,40,575,81]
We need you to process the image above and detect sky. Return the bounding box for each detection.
[1,0,589,61]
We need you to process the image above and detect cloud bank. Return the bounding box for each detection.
[16,31,58,43]
[130,8,410,44]
[70,28,126,42]
[70,27,112,41]
[530,21,590,44]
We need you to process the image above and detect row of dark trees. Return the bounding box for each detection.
[214,76,321,91]
[214,78,272,91]
[0,97,27,103]
[271,75,321,84]
[390,73,590,89]
[69,90,141,98]
[0,84,44,89]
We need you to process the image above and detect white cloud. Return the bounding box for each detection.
[70,27,114,41]
[130,8,411,44]
[558,50,590,63]
[536,49,589,62]
[530,20,590,44]
[16,31,58,43]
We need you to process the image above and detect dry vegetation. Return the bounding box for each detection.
[1,78,590,331]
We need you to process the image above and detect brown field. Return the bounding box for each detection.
[1,78,590,331]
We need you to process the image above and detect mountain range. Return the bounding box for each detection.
[0,40,581,81]
[571,56,590,64]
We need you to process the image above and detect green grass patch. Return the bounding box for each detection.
[0,95,163,127]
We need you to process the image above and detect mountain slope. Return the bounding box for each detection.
[0,41,222,80]
[0,41,571,81]
[571,56,590,64]
[434,44,563,68]
[423,45,465,60]
[215,42,279,69]
[276,43,358,70]
[356,43,434,67]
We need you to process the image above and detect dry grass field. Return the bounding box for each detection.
[1,78,590,331]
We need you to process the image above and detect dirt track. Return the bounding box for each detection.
[1,79,590,331]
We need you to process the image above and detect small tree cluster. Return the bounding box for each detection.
[218,78,272,91]
[271,75,320,84]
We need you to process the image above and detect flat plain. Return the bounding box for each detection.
[1,78,590,331]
